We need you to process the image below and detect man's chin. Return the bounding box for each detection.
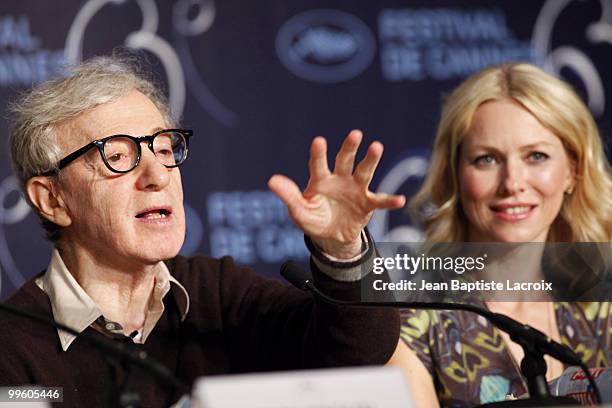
[150,242,183,262]
[157,239,185,261]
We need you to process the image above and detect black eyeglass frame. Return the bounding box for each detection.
[45,129,193,175]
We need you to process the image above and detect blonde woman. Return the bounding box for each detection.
[387,63,612,407]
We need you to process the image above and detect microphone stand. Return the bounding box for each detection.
[0,302,189,408]
[281,261,601,407]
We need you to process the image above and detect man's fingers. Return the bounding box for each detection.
[354,141,383,187]
[333,129,362,176]
[308,137,330,181]
[268,174,305,213]
[366,192,406,211]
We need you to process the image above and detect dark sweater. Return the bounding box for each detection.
[0,255,399,407]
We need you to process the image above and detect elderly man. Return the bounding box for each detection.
[0,56,403,407]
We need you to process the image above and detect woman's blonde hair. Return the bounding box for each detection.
[411,62,612,242]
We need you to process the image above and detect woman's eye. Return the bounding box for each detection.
[528,151,549,162]
[473,155,496,166]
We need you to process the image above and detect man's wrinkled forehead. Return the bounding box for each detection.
[55,89,166,155]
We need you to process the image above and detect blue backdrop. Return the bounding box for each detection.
[1,0,611,299]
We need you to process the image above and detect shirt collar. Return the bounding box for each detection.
[36,249,189,351]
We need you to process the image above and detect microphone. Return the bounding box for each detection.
[0,301,189,393]
[281,260,313,290]
[281,261,602,406]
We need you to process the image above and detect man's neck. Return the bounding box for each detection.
[56,244,157,334]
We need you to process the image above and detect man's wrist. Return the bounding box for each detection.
[305,230,375,282]
[312,237,363,260]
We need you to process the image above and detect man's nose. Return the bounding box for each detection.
[135,146,171,191]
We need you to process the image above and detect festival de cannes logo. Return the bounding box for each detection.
[369,151,429,243]
[275,9,376,83]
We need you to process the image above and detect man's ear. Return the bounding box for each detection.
[25,176,72,227]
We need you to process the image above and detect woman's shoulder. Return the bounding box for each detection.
[556,301,611,322]
[400,308,496,346]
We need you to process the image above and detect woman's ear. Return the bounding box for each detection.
[564,158,577,195]
[25,176,72,227]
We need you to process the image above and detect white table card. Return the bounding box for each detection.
[194,366,414,408]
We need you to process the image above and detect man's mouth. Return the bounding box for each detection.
[135,208,172,220]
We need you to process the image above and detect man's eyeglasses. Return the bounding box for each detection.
[45,129,193,175]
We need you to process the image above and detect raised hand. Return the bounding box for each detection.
[268,130,405,259]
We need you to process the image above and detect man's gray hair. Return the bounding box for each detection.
[8,54,175,241]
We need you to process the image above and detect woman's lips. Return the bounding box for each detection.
[490,204,537,222]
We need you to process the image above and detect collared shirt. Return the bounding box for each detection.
[35,249,189,351]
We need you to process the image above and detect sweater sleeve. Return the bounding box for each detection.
[0,338,31,385]
[0,284,54,386]
[215,255,400,372]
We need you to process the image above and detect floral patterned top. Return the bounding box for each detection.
[400,302,612,407]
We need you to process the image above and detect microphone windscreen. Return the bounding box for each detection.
[280,261,312,290]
